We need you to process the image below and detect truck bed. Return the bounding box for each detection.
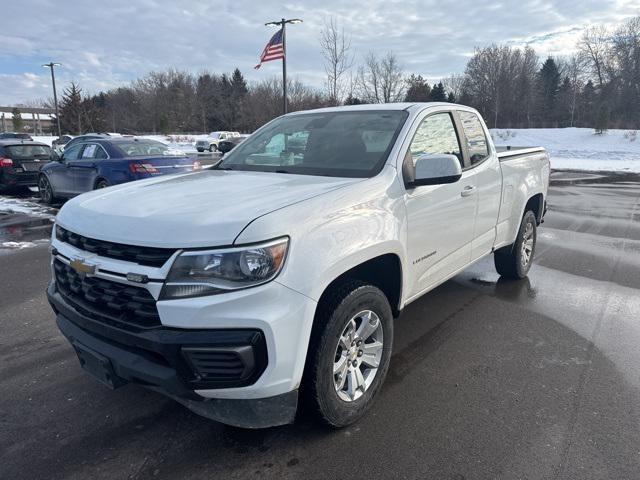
[496,146,546,160]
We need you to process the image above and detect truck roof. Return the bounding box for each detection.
[286,102,471,115]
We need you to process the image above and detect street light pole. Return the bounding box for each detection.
[42,62,62,137]
[265,18,302,115]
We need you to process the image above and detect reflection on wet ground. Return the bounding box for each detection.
[0,192,57,253]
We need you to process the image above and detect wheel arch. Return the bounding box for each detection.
[316,253,403,319]
[93,176,109,189]
[524,192,544,224]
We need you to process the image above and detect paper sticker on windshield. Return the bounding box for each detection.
[83,144,97,158]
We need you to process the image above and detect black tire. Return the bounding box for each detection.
[494,210,537,279]
[197,148,204,153]
[38,175,56,205]
[304,280,393,427]
[95,179,109,189]
[209,144,217,152]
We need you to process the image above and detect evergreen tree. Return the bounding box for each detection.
[59,82,84,134]
[11,107,23,132]
[344,95,363,105]
[429,82,447,102]
[579,80,597,127]
[538,57,560,126]
[230,68,248,96]
[404,74,431,102]
[447,91,456,103]
[158,113,170,135]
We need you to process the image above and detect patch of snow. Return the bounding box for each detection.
[0,197,55,218]
[491,128,640,173]
[1,239,49,250]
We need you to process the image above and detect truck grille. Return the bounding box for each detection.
[53,259,160,329]
[56,225,175,267]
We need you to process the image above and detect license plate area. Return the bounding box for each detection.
[72,341,127,389]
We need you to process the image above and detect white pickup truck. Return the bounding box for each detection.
[47,103,549,428]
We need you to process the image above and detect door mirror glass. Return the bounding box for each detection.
[411,154,462,187]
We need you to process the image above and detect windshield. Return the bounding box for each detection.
[6,145,51,159]
[220,110,408,178]
[114,140,183,157]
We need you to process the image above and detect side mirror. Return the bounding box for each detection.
[408,154,462,187]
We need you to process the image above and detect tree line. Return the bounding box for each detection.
[53,15,639,135]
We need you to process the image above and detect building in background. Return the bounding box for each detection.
[0,107,56,135]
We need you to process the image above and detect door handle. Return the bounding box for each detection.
[461,185,477,197]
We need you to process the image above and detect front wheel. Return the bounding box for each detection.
[304,280,393,427]
[209,144,217,152]
[494,210,537,279]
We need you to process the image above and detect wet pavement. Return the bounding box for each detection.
[1,170,639,479]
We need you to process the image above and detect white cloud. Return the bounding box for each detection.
[0,0,638,104]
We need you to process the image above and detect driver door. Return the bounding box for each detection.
[48,143,83,197]
[69,143,108,194]
[404,111,478,299]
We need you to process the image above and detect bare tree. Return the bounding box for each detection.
[319,17,353,105]
[441,74,465,101]
[578,25,611,88]
[558,54,587,126]
[356,51,404,103]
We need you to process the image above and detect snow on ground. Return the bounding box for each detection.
[491,127,640,172]
[0,196,55,218]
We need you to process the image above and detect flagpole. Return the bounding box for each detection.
[264,18,302,116]
[282,18,287,114]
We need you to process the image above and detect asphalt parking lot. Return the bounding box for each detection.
[1,170,639,479]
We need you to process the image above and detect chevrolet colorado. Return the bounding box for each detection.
[47,103,550,428]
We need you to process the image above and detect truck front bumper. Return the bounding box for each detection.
[47,283,311,428]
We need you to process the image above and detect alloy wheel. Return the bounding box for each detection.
[333,310,384,402]
[521,221,534,267]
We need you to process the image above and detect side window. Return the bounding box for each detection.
[62,144,83,161]
[94,146,108,159]
[81,144,108,159]
[408,113,462,166]
[459,111,489,165]
[81,144,98,158]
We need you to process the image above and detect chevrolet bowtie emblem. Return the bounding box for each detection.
[69,258,97,276]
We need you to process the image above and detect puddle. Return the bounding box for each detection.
[0,194,57,252]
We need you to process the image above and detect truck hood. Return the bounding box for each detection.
[56,170,361,248]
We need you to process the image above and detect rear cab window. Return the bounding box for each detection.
[458,111,489,165]
[5,144,51,159]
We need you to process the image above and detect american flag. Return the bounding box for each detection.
[254,28,284,69]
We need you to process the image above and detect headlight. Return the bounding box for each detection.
[161,237,289,299]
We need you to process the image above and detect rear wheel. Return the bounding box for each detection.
[494,210,537,279]
[38,175,56,205]
[95,179,109,189]
[304,280,393,427]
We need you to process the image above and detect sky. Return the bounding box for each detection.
[0,0,638,105]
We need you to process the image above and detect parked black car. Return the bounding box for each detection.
[0,132,33,140]
[0,140,51,190]
[217,135,247,154]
